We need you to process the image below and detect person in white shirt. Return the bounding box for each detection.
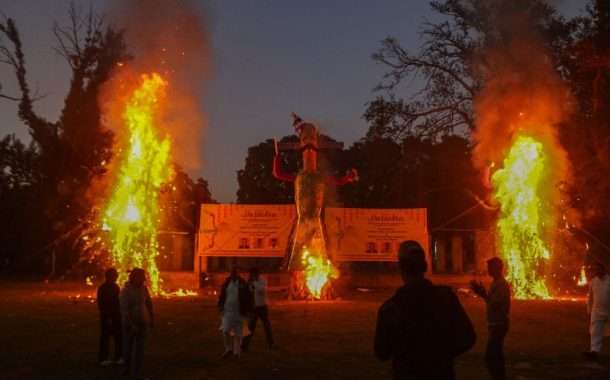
[584,261,610,360]
[218,267,251,358]
[242,267,275,351]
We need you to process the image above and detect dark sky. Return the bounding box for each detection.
[0,1,585,202]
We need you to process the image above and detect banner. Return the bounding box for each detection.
[197,204,296,258]
[325,208,428,262]
[197,204,428,262]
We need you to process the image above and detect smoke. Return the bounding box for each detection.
[472,2,572,194]
[105,0,211,171]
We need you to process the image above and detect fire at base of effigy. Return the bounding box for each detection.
[289,247,339,300]
[272,114,357,301]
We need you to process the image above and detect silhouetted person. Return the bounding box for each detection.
[120,268,154,380]
[242,268,275,351]
[375,240,475,380]
[583,261,610,361]
[471,257,511,380]
[218,266,252,358]
[97,268,123,365]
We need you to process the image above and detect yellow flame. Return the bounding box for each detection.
[301,249,338,299]
[492,135,551,299]
[577,266,587,287]
[161,288,198,298]
[102,73,171,295]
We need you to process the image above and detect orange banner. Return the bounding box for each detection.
[197,205,428,262]
[197,204,296,258]
[326,208,428,262]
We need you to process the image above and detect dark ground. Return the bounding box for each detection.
[1,281,609,380]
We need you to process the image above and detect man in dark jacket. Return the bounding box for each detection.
[471,257,511,380]
[375,241,476,380]
[218,266,252,358]
[97,267,123,365]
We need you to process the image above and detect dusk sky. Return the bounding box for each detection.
[0,1,585,202]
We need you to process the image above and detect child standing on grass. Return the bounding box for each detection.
[471,257,511,380]
[120,268,154,380]
[584,261,610,361]
[97,267,123,366]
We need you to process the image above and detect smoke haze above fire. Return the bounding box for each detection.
[106,0,210,171]
[472,2,571,179]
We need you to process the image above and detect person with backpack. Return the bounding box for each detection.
[471,257,511,380]
[374,240,476,380]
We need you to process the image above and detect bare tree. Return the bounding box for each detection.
[365,0,571,140]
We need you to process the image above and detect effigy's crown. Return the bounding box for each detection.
[291,113,319,149]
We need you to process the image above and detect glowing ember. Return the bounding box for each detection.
[162,288,198,298]
[85,276,94,287]
[102,73,172,295]
[301,248,338,299]
[492,135,552,299]
[577,266,588,287]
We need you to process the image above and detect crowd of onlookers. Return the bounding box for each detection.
[96,265,274,380]
[96,240,609,380]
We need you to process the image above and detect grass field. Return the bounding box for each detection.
[1,280,609,380]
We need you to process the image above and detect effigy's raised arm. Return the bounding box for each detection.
[272,139,297,182]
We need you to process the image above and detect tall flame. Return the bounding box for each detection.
[102,73,171,294]
[492,135,552,299]
[301,248,338,299]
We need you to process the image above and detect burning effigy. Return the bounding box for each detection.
[273,114,357,299]
[95,0,209,295]
[101,73,171,294]
[472,11,578,299]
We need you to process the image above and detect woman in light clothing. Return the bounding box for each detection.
[218,267,252,358]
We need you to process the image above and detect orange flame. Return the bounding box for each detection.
[101,72,172,295]
[472,9,574,299]
[161,288,198,298]
[301,248,338,299]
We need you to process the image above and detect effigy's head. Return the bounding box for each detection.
[292,113,319,151]
[298,122,319,150]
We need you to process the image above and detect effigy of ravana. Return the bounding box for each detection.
[272,113,358,299]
